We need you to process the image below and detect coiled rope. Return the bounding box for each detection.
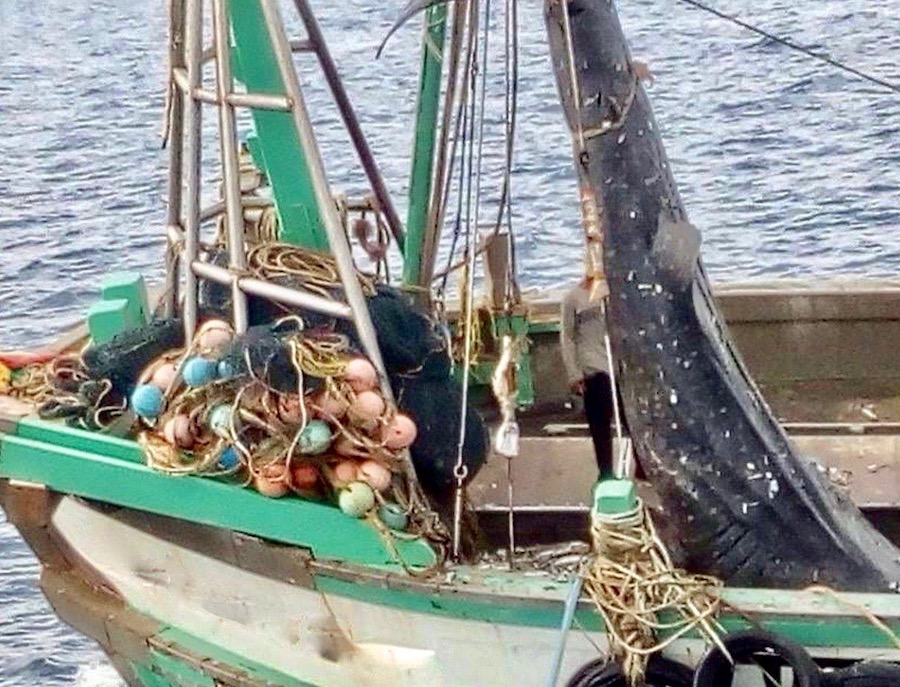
[247,242,377,299]
[585,501,724,686]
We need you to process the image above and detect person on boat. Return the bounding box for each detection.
[560,271,622,479]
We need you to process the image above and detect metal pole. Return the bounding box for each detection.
[212,0,249,334]
[602,300,630,478]
[258,0,428,492]
[403,5,447,287]
[418,0,468,290]
[164,0,186,319]
[290,0,406,253]
[191,261,353,320]
[258,0,385,381]
[545,573,585,687]
[182,0,204,339]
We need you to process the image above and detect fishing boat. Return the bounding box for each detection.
[2,0,900,686]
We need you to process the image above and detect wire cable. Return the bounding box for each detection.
[675,0,899,94]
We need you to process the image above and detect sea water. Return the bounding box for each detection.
[0,0,898,683]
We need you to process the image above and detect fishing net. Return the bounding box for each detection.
[393,372,488,497]
[82,317,184,395]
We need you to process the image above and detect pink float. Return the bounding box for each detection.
[309,389,348,419]
[197,319,233,351]
[254,462,290,498]
[162,414,194,449]
[150,362,178,391]
[382,413,417,449]
[348,390,385,423]
[290,462,319,492]
[359,460,392,492]
[343,357,378,393]
[331,459,359,486]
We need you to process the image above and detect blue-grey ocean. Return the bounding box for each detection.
[0,0,897,683]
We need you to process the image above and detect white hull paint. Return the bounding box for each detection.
[49,496,900,686]
[52,497,610,686]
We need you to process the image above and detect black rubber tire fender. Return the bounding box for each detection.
[692,629,822,687]
[565,655,694,687]
[821,661,900,686]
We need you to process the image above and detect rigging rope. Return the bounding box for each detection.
[585,502,725,686]
[675,0,899,94]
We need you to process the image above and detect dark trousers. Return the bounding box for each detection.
[583,371,627,479]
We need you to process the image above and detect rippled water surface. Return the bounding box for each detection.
[0,0,898,683]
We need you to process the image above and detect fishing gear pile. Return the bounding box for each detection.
[0,244,489,546]
[129,317,419,527]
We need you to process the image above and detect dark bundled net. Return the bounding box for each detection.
[217,321,336,394]
[394,372,489,497]
[363,287,444,375]
[82,317,184,395]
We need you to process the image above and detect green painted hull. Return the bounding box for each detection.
[3,412,900,687]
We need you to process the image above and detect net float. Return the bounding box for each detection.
[182,357,217,387]
[381,413,417,449]
[163,414,194,449]
[338,481,375,518]
[289,462,319,492]
[208,403,237,438]
[217,447,241,471]
[358,459,392,492]
[197,319,233,352]
[348,390,385,425]
[330,459,359,486]
[309,389,348,419]
[334,434,364,458]
[150,362,178,391]
[253,462,290,498]
[217,359,238,380]
[131,384,165,420]
[343,357,377,393]
[298,419,332,455]
[378,502,409,532]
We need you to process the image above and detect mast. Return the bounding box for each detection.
[403,5,448,287]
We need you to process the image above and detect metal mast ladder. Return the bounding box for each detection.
[162,0,400,369]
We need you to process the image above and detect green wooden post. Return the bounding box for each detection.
[403,5,447,286]
[229,0,328,250]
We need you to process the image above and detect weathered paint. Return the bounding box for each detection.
[0,433,435,567]
[229,0,328,250]
[155,627,317,687]
[16,416,144,463]
[403,4,447,286]
[544,0,900,590]
[8,489,900,687]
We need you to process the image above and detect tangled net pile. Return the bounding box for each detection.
[2,354,126,430]
[125,315,448,561]
[1,236,484,565]
[585,500,724,686]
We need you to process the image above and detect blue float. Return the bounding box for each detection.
[217,359,238,380]
[217,447,240,471]
[377,503,409,532]
[182,357,217,387]
[130,384,164,420]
